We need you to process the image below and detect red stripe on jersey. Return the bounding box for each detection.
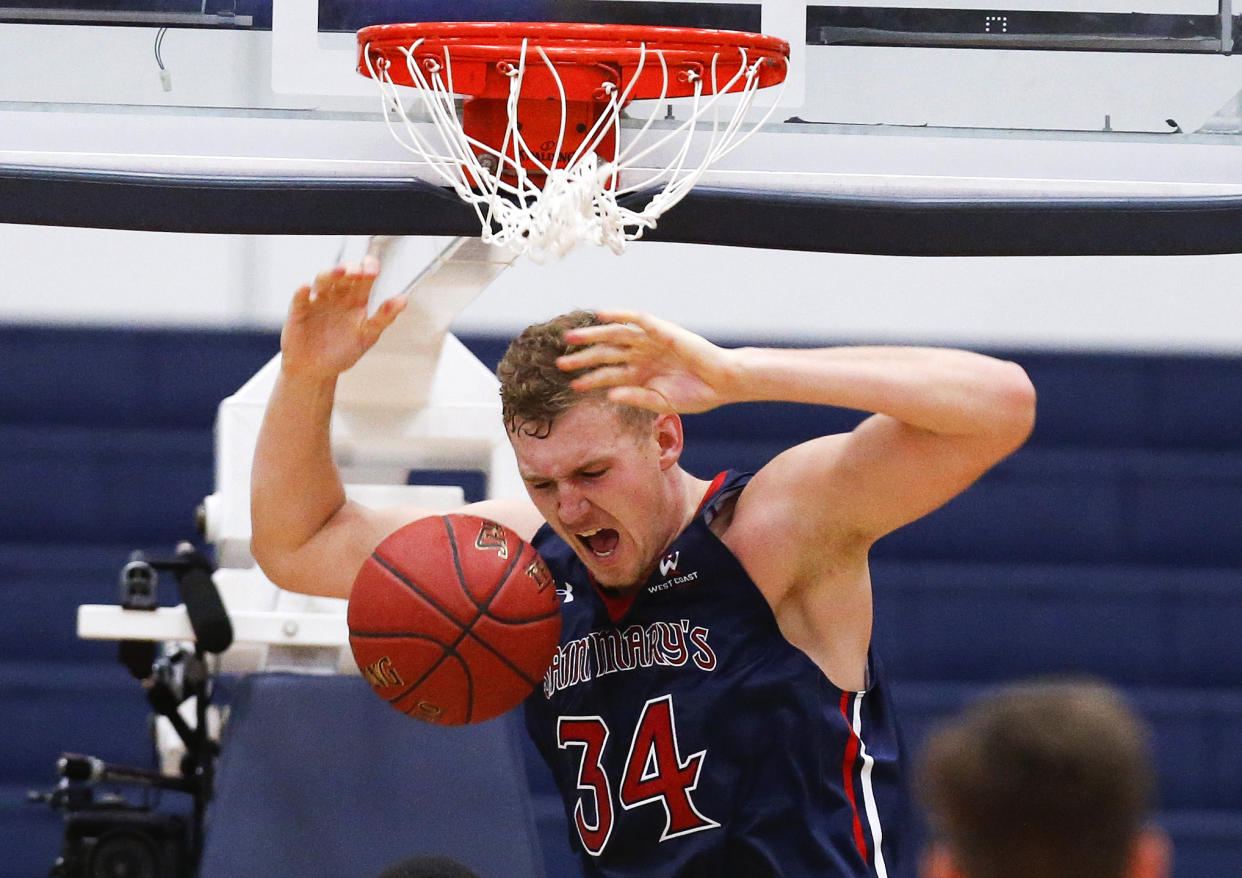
[839,692,869,864]
[597,584,638,623]
[696,471,730,516]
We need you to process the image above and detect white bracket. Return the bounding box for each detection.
[78,237,521,676]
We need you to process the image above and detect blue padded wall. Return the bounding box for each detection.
[198,673,547,878]
[1,324,1240,876]
[0,324,280,877]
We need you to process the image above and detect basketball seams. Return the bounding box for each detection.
[482,545,558,623]
[442,515,489,722]
[351,514,561,724]
[370,550,469,634]
[366,547,479,719]
[445,520,554,689]
[487,541,527,604]
[374,525,544,714]
[370,521,554,629]
[461,545,554,689]
[350,629,455,642]
[467,630,549,689]
[350,629,464,716]
[398,652,470,723]
[399,651,472,722]
[458,589,550,690]
[367,551,542,697]
[442,514,471,602]
[448,515,528,612]
[458,652,474,722]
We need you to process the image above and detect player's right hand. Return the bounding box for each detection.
[279,257,407,381]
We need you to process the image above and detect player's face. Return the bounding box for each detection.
[511,401,678,589]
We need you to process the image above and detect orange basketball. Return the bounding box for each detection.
[347,514,561,725]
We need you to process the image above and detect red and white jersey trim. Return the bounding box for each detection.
[842,690,891,878]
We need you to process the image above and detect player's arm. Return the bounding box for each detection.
[250,260,541,600]
[560,310,1033,541]
[559,312,1035,684]
[724,343,1036,541]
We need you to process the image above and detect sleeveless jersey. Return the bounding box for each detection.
[524,471,909,878]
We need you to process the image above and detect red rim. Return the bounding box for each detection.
[357,21,789,99]
[358,21,789,56]
[356,21,789,178]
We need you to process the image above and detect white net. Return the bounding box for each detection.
[362,38,785,262]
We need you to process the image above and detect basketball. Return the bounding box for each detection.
[347,514,562,725]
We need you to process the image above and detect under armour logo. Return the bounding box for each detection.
[556,581,575,604]
[658,552,680,577]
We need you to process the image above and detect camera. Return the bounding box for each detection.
[31,544,232,878]
[42,788,189,878]
[32,750,195,878]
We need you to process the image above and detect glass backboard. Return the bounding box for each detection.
[2,1,1241,251]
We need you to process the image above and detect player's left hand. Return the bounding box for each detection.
[558,310,738,414]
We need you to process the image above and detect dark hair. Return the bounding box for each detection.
[917,679,1156,878]
[496,310,653,438]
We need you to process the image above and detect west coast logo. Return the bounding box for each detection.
[650,551,699,593]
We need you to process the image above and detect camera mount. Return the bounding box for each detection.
[31,542,232,878]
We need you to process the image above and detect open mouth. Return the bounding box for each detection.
[576,527,620,558]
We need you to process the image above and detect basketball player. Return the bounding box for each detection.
[917,679,1171,878]
[250,259,1036,877]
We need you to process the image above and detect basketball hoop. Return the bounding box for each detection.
[357,22,789,261]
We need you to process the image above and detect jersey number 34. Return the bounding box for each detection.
[557,694,721,856]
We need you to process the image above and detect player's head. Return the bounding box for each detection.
[498,311,685,588]
[497,310,655,439]
[917,679,1170,878]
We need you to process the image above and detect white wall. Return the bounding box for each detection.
[2,224,1241,353]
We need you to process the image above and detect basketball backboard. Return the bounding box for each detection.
[2,1,1242,250]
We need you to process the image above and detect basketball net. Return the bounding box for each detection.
[362,38,785,262]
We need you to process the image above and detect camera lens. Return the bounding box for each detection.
[88,830,160,878]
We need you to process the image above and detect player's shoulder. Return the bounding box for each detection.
[722,438,868,579]
[733,434,859,526]
[726,439,836,522]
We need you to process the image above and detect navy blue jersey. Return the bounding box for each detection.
[524,471,909,878]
